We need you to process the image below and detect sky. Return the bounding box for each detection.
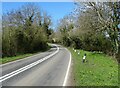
[2,2,75,29]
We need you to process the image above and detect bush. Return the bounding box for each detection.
[62,36,72,47]
[2,26,49,57]
[2,27,17,57]
[70,36,82,49]
[70,33,113,56]
[2,4,51,57]
[116,45,120,63]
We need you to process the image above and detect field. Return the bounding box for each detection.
[69,48,118,86]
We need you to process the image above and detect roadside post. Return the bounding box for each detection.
[74,49,76,52]
[78,51,80,55]
[82,53,86,63]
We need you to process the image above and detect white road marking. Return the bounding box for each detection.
[63,48,72,86]
[0,45,59,83]
[0,44,57,67]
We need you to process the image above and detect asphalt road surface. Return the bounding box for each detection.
[0,44,71,87]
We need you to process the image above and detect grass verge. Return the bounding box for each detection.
[0,45,51,64]
[69,48,118,86]
[0,53,34,64]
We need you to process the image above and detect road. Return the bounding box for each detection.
[0,44,71,87]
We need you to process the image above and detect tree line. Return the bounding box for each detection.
[2,2,120,63]
[55,2,120,62]
[2,3,53,57]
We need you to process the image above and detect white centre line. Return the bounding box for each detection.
[0,45,59,83]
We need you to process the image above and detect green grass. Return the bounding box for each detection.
[69,48,118,86]
[0,45,51,64]
[0,53,34,64]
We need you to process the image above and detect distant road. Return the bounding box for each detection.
[0,44,71,86]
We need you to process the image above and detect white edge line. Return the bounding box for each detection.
[0,44,59,82]
[63,48,72,86]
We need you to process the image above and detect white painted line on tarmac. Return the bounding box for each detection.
[0,45,59,83]
[63,48,72,86]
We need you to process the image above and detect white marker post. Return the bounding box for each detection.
[82,53,86,63]
[78,51,80,55]
[74,50,76,52]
